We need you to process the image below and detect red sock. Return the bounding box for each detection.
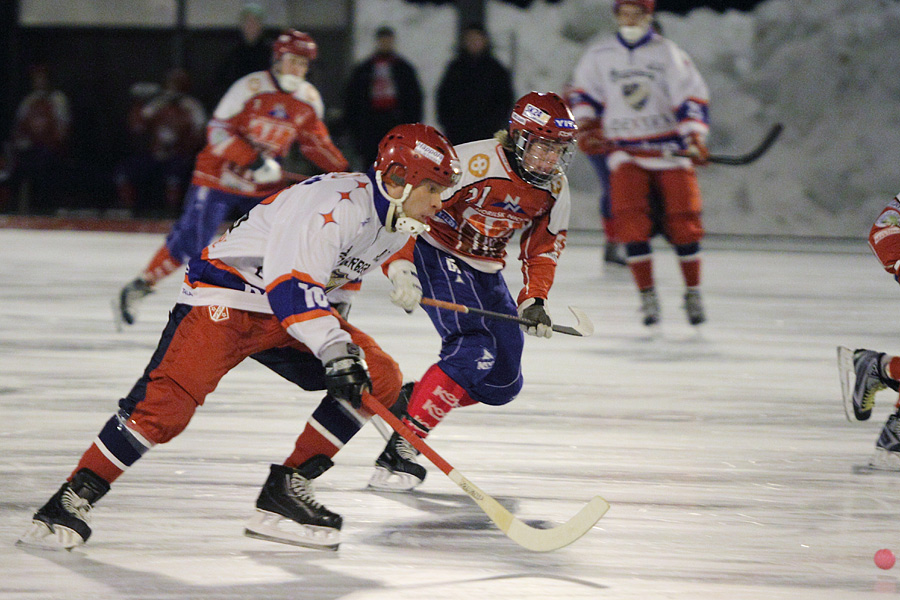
[71,443,124,484]
[628,256,654,290]
[404,365,474,438]
[679,256,701,288]
[284,422,340,469]
[141,245,183,286]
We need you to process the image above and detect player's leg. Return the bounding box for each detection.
[247,316,402,547]
[610,163,657,325]
[369,244,514,490]
[19,305,251,549]
[589,154,625,266]
[657,169,705,325]
[114,185,238,328]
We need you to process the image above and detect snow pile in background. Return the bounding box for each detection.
[355,0,900,237]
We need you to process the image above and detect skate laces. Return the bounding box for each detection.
[393,435,419,462]
[61,488,93,523]
[288,473,324,509]
[856,351,887,407]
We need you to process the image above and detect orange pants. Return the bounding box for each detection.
[122,304,401,445]
[609,163,704,245]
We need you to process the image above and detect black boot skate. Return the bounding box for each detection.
[113,277,154,329]
[244,456,342,550]
[368,431,427,492]
[18,468,110,550]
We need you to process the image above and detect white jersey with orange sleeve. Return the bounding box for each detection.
[420,138,570,304]
[192,70,348,198]
[569,32,709,172]
[177,171,410,359]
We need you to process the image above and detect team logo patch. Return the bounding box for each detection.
[554,118,576,129]
[875,210,900,228]
[268,104,288,119]
[622,82,650,110]
[208,305,230,322]
[522,103,551,125]
[873,226,900,244]
[476,349,495,370]
[468,153,490,177]
[491,194,525,214]
[414,141,444,165]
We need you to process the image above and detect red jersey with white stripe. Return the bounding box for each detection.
[422,138,570,305]
[192,70,348,197]
[178,172,409,359]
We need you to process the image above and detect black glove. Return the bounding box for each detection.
[517,297,553,338]
[321,342,371,409]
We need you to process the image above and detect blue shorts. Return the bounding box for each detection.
[414,239,524,406]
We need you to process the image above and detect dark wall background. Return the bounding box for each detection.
[0,17,350,212]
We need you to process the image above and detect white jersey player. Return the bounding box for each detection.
[568,0,711,328]
[18,124,462,552]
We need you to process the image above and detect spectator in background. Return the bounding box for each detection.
[436,24,514,145]
[9,63,72,214]
[343,26,423,169]
[214,3,273,101]
[114,69,207,217]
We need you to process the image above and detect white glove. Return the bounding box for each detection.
[250,157,283,184]
[387,259,422,313]
[517,297,553,338]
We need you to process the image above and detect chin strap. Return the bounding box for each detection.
[375,170,430,235]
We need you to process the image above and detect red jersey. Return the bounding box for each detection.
[421,138,570,304]
[193,71,348,197]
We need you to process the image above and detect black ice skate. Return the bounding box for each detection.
[838,347,899,422]
[17,468,110,550]
[244,456,342,550]
[603,242,627,266]
[639,288,660,327]
[866,413,900,472]
[113,277,154,330]
[389,381,415,419]
[368,431,427,492]
[683,288,706,326]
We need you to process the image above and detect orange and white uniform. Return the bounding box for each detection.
[193,70,348,197]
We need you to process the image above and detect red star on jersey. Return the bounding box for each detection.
[321,210,337,226]
[356,180,368,189]
[338,191,352,201]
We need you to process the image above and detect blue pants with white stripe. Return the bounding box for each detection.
[413,239,524,406]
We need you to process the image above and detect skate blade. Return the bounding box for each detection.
[244,510,340,551]
[16,520,85,551]
[367,466,424,492]
[837,346,859,422]
[852,449,900,474]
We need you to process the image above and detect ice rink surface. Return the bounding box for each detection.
[2,228,900,599]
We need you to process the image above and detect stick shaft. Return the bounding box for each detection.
[420,297,584,336]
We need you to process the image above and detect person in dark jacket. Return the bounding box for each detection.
[214,3,273,101]
[436,24,514,145]
[343,26,424,169]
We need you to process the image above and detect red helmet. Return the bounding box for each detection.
[272,30,318,62]
[374,123,461,189]
[508,92,577,186]
[614,0,655,13]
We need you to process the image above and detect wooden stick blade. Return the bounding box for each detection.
[448,470,609,552]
